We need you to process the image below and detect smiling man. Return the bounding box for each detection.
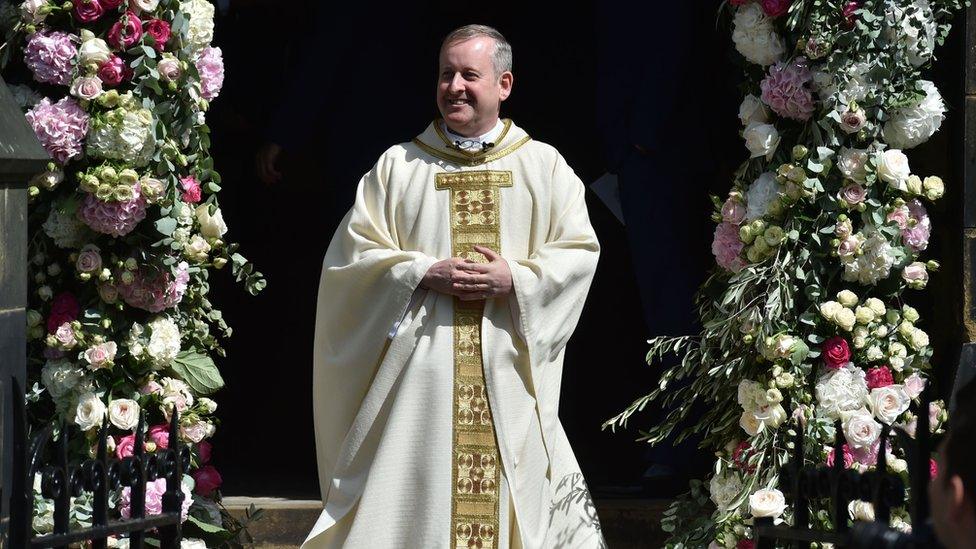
[302,25,605,549]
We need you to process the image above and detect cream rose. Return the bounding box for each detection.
[75,392,106,431]
[109,398,141,430]
[78,30,112,67]
[837,290,859,307]
[834,307,857,332]
[84,341,117,370]
[184,234,211,262]
[195,205,228,239]
[70,76,103,101]
[869,385,910,424]
[875,149,911,190]
[744,122,781,160]
[749,488,787,518]
[739,94,770,126]
[843,409,882,449]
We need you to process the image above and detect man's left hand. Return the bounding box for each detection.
[452,245,513,301]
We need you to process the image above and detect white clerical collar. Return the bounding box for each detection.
[441,119,505,151]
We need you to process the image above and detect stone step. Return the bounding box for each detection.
[223,497,669,548]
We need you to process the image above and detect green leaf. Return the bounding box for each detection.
[155,217,177,236]
[171,350,225,395]
[186,515,228,534]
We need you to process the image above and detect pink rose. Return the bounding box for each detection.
[902,262,929,288]
[70,76,104,101]
[761,0,791,17]
[839,184,867,206]
[148,424,170,449]
[887,205,910,230]
[180,175,202,204]
[98,55,127,86]
[102,0,124,8]
[822,336,851,369]
[76,244,102,273]
[722,198,746,225]
[903,373,925,398]
[54,322,76,348]
[866,366,893,389]
[98,283,119,304]
[107,11,143,50]
[840,109,866,133]
[192,465,223,496]
[197,441,212,464]
[84,342,117,369]
[47,292,79,333]
[837,237,859,258]
[826,443,855,468]
[116,434,136,460]
[157,57,181,82]
[73,0,105,22]
[145,19,171,50]
[139,380,164,395]
[712,222,745,272]
[120,478,192,521]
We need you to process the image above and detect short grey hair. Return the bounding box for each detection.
[441,24,513,76]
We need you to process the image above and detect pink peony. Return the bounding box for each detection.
[192,465,222,496]
[712,222,745,272]
[761,0,791,17]
[760,57,815,122]
[107,11,143,50]
[197,441,212,464]
[78,188,147,237]
[47,292,79,333]
[148,424,170,449]
[24,31,78,85]
[25,97,89,165]
[145,19,171,50]
[97,55,128,87]
[866,366,894,389]
[116,261,190,312]
[73,0,105,22]
[120,478,192,520]
[903,199,931,252]
[826,443,855,469]
[179,175,202,203]
[195,47,224,101]
[116,434,136,460]
[822,336,851,369]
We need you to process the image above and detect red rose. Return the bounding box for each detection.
[97,55,126,86]
[108,11,143,50]
[732,441,757,472]
[192,465,223,496]
[47,292,79,333]
[145,19,171,51]
[73,0,105,23]
[761,0,791,17]
[866,366,894,389]
[737,540,756,549]
[822,336,851,369]
[197,441,212,464]
[101,0,124,8]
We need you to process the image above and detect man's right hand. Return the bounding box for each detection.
[255,142,283,185]
[421,258,477,297]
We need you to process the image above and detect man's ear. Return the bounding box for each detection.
[498,71,514,102]
[949,475,971,520]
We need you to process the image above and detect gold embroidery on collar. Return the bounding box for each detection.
[413,119,530,166]
[435,170,513,549]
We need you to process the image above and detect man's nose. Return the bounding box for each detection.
[448,73,465,93]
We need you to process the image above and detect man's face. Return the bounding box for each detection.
[437,36,513,137]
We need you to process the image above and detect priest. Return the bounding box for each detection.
[303,25,604,549]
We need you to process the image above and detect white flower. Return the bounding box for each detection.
[106,398,139,430]
[875,149,911,190]
[731,3,786,67]
[78,30,112,67]
[865,298,886,317]
[84,341,117,370]
[737,379,769,412]
[160,377,194,414]
[87,99,156,167]
[841,231,895,286]
[181,421,211,443]
[885,0,937,67]
[184,234,211,262]
[869,385,911,424]
[180,0,215,54]
[198,397,217,413]
[849,500,876,522]
[41,360,86,400]
[19,0,46,23]
[866,345,884,362]
[180,539,207,549]
[739,94,769,126]
[740,410,763,436]
[909,327,929,350]
[146,317,181,369]
[745,172,781,220]
[837,147,870,184]
[43,206,90,249]
[834,308,857,332]
[743,123,781,160]
[837,289,859,307]
[75,392,106,431]
[902,262,929,289]
[816,364,869,419]
[883,80,945,149]
[843,409,882,449]
[904,372,926,398]
[130,0,160,12]
[195,205,228,238]
[820,300,843,320]
[31,169,64,191]
[749,488,787,518]
[709,470,744,511]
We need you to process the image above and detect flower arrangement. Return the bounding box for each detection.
[607,0,966,546]
[2,0,263,543]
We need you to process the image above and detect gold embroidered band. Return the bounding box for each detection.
[435,170,513,549]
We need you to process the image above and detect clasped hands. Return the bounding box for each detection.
[421,245,513,301]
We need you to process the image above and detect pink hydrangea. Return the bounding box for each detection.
[903,199,931,252]
[24,31,78,85]
[195,47,224,101]
[117,261,190,312]
[120,478,192,521]
[25,97,89,165]
[866,366,894,389]
[712,222,745,272]
[77,187,147,237]
[760,57,816,122]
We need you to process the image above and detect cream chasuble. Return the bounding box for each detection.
[303,119,606,549]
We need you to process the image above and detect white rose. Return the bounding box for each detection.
[923,176,944,200]
[198,397,218,413]
[909,328,929,350]
[902,262,929,289]
[819,300,843,320]
[837,289,859,307]
[843,409,882,449]
[731,3,786,66]
[739,94,769,126]
[875,149,911,190]
[743,123,781,160]
[755,403,787,430]
[816,364,869,419]
[184,234,211,262]
[77,30,112,67]
[865,345,884,362]
[903,372,925,398]
[75,392,106,431]
[869,385,910,424]
[890,458,908,473]
[158,57,182,82]
[834,307,856,332]
[837,147,869,184]
[848,500,876,522]
[109,398,141,430]
[195,205,228,238]
[855,306,875,325]
[865,297,886,317]
[70,76,103,101]
[749,488,787,518]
